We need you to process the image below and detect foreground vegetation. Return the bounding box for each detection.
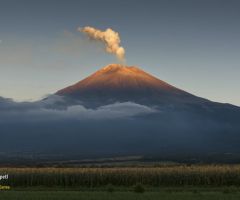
[1,165,240,187]
[1,190,240,200]
[1,165,240,199]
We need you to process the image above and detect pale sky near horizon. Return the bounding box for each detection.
[0,0,239,106]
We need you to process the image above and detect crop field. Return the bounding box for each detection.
[1,165,240,187]
[1,165,240,199]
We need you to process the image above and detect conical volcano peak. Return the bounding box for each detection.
[56,63,192,107]
[57,63,176,93]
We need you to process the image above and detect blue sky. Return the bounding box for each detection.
[0,0,239,105]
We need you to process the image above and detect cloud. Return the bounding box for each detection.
[0,95,157,123]
[78,26,125,62]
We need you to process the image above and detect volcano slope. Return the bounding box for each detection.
[1,64,240,163]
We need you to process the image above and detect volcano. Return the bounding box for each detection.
[54,64,240,161]
[1,64,240,164]
[57,64,179,95]
[56,64,205,107]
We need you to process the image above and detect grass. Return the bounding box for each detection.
[1,190,240,200]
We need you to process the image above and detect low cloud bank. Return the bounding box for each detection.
[0,95,157,122]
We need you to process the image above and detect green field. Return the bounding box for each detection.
[1,190,240,200]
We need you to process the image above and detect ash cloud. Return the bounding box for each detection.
[78,26,125,62]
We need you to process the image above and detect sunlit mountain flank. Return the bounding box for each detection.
[56,64,207,107]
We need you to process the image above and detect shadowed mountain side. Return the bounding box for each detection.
[0,101,240,163]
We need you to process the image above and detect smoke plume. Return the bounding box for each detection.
[78,26,125,62]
